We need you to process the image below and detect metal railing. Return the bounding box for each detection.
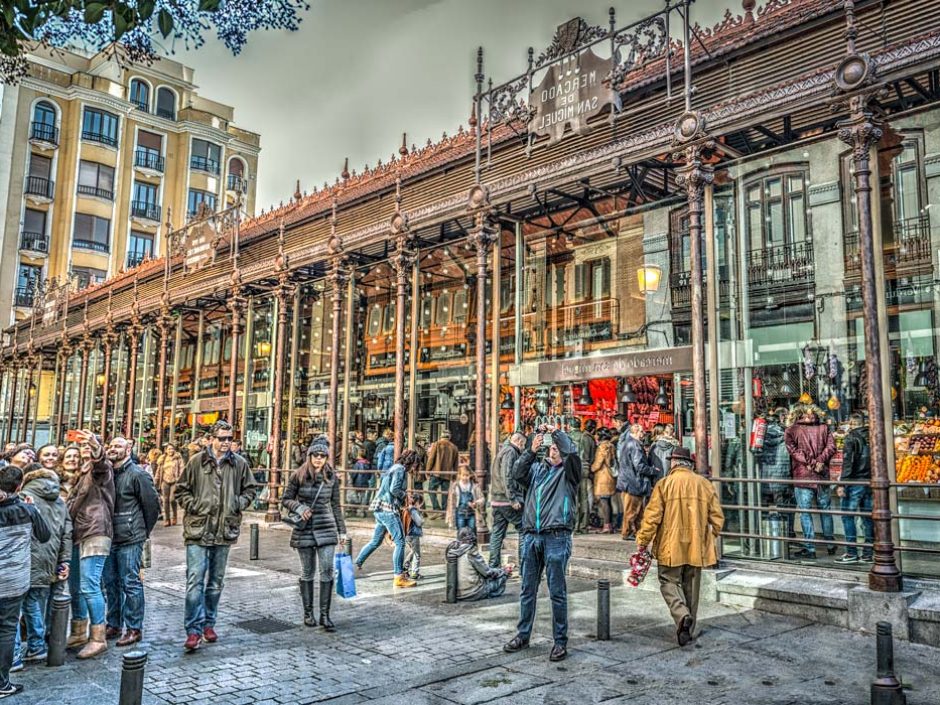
[19,231,49,254]
[126,251,150,268]
[72,238,109,254]
[134,149,165,172]
[844,215,931,272]
[24,175,54,199]
[13,286,36,308]
[227,174,245,192]
[132,99,149,112]
[130,200,161,222]
[190,155,220,174]
[76,184,114,201]
[745,240,815,289]
[81,129,118,148]
[30,122,58,145]
[156,107,175,120]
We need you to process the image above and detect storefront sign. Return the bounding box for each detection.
[538,346,693,383]
[529,47,611,145]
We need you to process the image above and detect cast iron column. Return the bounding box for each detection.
[327,254,347,468]
[227,284,246,428]
[54,345,71,442]
[20,357,35,443]
[154,307,172,450]
[124,324,141,439]
[76,338,90,431]
[390,214,414,458]
[839,103,902,593]
[676,144,714,475]
[100,328,115,441]
[268,244,294,521]
[5,360,18,445]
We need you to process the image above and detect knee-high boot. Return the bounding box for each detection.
[299,580,316,627]
[319,581,335,632]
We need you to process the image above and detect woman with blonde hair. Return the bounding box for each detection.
[154,444,184,526]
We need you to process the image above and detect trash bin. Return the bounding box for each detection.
[760,513,784,560]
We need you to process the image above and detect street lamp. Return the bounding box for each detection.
[255,340,272,358]
[636,264,662,296]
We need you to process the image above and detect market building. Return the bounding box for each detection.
[2,0,939,617]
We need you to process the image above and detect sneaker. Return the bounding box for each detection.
[9,656,23,673]
[393,574,417,588]
[202,627,218,643]
[0,683,24,699]
[183,634,201,653]
[792,548,817,560]
[835,553,860,564]
[23,648,47,663]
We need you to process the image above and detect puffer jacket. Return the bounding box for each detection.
[21,468,72,587]
[841,426,871,481]
[616,434,655,497]
[155,453,184,487]
[757,422,791,492]
[591,441,617,497]
[510,430,581,534]
[0,495,51,599]
[648,437,679,485]
[175,449,258,546]
[784,420,836,489]
[489,440,523,505]
[111,459,161,547]
[281,466,346,548]
[67,453,115,544]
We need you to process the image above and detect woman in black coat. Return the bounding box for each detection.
[281,437,346,630]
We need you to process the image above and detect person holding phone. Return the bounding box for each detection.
[65,430,114,659]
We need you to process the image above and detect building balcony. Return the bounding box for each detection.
[134,149,165,174]
[24,175,54,202]
[227,174,246,193]
[126,251,149,268]
[81,129,118,148]
[19,231,49,255]
[76,184,114,201]
[73,238,110,254]
[132,100,149,112]
[29,122,58,147]
[13,286,37,308]
[156,107,176,121]
[131,200,161,223]
[190,155,220,175]
[844,215,931,280]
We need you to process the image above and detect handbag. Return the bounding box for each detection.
[281,482,323,530]
[334,552,357,598]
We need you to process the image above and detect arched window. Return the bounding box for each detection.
[130,79,150,111]
[227,157,245,192]
[31,101,57,143]
[156,87,176,120]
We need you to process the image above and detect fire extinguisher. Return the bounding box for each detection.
[749,416,767,451]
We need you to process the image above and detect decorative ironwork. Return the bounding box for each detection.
[534,16,608,70]
[608,15,668,91]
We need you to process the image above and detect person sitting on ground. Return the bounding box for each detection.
[445,527,511,601]
[445,460,484,536]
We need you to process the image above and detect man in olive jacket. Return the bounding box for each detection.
[175,421,258,653]
[636,447,724,647]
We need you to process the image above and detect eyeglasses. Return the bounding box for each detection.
[216,435,234,442]
[311,452,328,459]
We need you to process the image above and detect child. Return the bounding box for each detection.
[404,493,424,580]
[446,461,484,535]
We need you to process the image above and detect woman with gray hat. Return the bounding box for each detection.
[281,437,347,631]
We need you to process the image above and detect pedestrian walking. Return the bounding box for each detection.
[65,430,114,659]
[354,449,420,588]
[154,444,184,526]
[591,428,617,533]
[0,464,51,700]
[175,421,258,653]
[636,447,724,646]
[835,413,873,563]
[784,403,836,559]
[445,460,484,536]
[504,425,581,662]
[404,493,424,580]
[426,431,458,512]
[13,463,71,665]
[280,437,347,631]
[647,425,679,486]
[488,431,525,569]
[103,437,160,647]
[445,528,511,601]
[568,418,596,533]
[617,424,655,541]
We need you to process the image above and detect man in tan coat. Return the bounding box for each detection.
[426,431,459,512]
[636,446,724,646]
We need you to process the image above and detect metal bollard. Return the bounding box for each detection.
[118,650,148,705]
[344,536,353,557]
[871,622,906,705]
[249,523,259,560]
[445,553,458,604]
[46,594,71,667]
[596,579,611,641]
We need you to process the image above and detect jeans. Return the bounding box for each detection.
[794,486,834,553]
[162,483,178,524]
[428,477,450,512]
[0,594,25,689]
[488,505,523,568]
[69,545,107,625]
[297,545,336,581]
[404,536,421,577]
[104,542,145,631]
[16,587,50,655]
[355,511,406,575]
[576,477,593,531]
[184,545,230,636]
[841,485,874,557]
[455,511,476,535]
[516,530,572,647]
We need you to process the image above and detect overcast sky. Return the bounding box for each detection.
[175,0,731,211]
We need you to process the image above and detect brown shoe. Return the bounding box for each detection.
[116,629,142,647]
[76,624,108,659]
[66,619,89,649]
[105,625,122,640]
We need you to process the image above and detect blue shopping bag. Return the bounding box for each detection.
[334,552,357,599]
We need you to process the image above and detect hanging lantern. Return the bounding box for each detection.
[779,368,794,397]
[255,340,272,357]
[621,380,636,404]
[500,392,514,410]
[654,382,669,408]
[636,265,662,296]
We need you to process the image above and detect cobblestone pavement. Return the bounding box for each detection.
[13,522,940,705]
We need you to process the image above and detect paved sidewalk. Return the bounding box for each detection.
[12,523,940,705]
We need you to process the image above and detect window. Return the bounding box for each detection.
[367,304,382,337]
[127,230,154,267]
[16,264,42,306]
[77,160,114,200]
[72,266,107,291]
[419,293,433,328]
[894,139,923,223]
[73,213,111,253]
[227,158,245,191]
[743,169,809,252]
[21,209,48,252]
[25,154,53,198]
[129,79,150,111]
[81,107,119,147]
[156,87,175,120]
[190,139,221,174]
[574,258,611,302]
[31,101,57,143]
[132,182,160,221]
[187,188,216,217]
[383,302,395,334]
[135,130,164,171]
[452,289,468,322]
[435,292,452,326]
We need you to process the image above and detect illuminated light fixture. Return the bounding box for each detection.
[95,373,106,386]
[637,264,662,295]
[500,392,514,410]
[621,381,636,404]
[28,383,37,398]
[654,383,669,408]
[255,340,272,357]
[579,382,593,406]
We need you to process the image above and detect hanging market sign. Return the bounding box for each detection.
[538,346,692,383]
[529,46,612,145]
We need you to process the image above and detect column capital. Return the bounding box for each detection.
[674,141,715,207]
[837,100,884,162]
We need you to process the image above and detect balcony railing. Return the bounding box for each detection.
[24,175,54,199]
[844,215,931,274]
[131,200,161,222]
[19,231,49,254]
[81,129,118,147]
[73,238,110,254]
[190,155,220,175]
[30,122,58,145]
[132,100,149,112]
[745,240,815,291]
[134,149,165,172]
[14,286,37,308]
[156,107,175,121]
[227,174,245,192]
[77,184,114,201]
[126,251,150,268]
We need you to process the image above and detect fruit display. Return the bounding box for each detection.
[894,420,940,485]
[896,455,940,484]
